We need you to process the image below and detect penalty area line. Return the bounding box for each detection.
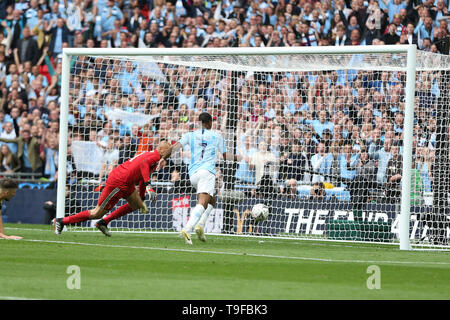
[20,238,450,266]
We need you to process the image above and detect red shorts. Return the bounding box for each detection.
[97,183,135,212]
[97,172,144,212]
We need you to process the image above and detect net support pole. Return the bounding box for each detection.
[399,45,417,251]
[56,51,70,219]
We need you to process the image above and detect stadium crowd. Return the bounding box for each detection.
[0,0,448,204]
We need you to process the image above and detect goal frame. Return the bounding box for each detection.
[57,45,418,251]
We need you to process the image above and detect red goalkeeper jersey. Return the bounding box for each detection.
[109,149,161,186]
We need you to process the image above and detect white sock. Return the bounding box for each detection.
[197,204,213,229]
[185,204,205,232]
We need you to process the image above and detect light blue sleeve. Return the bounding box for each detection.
[178,132,190,149]
[116,7,124,20]
[378,0,388,12]
[414,20,423,35]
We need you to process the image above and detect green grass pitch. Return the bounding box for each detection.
[0,223,449,300]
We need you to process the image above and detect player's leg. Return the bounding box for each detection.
[54,184,120,235]
[125,189,149,213]
[180,170,199,243]
[194,170,217,242]
[181,169,215,244]
[96,185,143,236]
[194,195,215,242]
[181,192,210,244]
[197,195,216,227]
[186,192,210,231]
[53,205,109,235]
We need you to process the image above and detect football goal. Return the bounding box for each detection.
[57,46,449,251]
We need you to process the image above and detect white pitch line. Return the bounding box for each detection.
[0,296,41,300]
[19,238,450,266]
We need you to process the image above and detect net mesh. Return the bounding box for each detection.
[62,50,449,250]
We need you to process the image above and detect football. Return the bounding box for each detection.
[251,203,269,222]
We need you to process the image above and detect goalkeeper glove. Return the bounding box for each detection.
[140,203,149,214]
[146,184,157,202]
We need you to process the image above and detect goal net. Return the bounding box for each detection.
[57,47,450,250]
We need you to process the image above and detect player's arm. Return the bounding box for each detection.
[0,208,5,237]
[156,139,184,171]
[139,179,156,203]
[139,154,160,202]
[0,208,22,240]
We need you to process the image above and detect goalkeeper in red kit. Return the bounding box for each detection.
[53,140,172,236]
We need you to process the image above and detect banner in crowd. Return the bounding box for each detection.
[105,109,159,127]
[71,141,104,174]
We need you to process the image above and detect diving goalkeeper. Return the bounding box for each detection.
[53,140,172,236]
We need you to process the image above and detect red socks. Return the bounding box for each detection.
[103,204,133,224]
[62,204,133,226]
[62,210,91,225]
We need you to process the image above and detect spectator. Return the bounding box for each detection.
[362,15,383,45]
[282,178,299,199]
[117,134,136,165]
[182,0,209,18]
[128,5,145,34]
[432,0,449,27]
[44,1,67,26]
[279,141,308,183]
[14,26,39,65]
[422,36,433,51]
[416,146,433,193]
[416,16,436,44]
[380,0,407,23]
[401,22,419,45]
[391,13,406,36]
[98,137,119,183]
[306,109,334,141]
[356,148,378,197]
[297,20,319,46]
[383,23,401,44]
[66,0,84,40]
[0,143,21,173]
[309,181,326,201]
[235,135,257,185]
[385,143,403,203]
[7,9,25,51]
[0,129,43,176]
[47,18,70,60]
[345,28,362,45]
[178,85,197,111]
[99,0,124,41]
[338,142,360,183]
[310,141,333,183]
[24,0,39,30]
[249,139,277,187]
[0,122,18,154]
[333,23,347,46]
[43,135,58,181]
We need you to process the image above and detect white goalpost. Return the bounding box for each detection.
[56,45,449,251]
